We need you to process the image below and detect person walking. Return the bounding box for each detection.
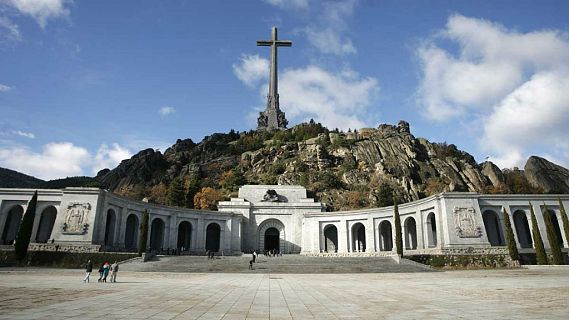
[97,263,105,282]
[102,261,110,282]
[249,260,253,270]
[110,261,119,283]
[252,250,257,263]
[83,260,93,283]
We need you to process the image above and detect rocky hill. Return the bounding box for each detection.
[2,121,567,210]
[92,121,568,211]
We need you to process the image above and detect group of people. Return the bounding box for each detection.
[264,249,281,257]
[83,260,119,283]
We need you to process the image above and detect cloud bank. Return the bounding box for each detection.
[233,54,378,130]
[0,142,132,180]
[416,14,569,168]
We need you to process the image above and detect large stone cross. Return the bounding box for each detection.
[256,27,291,130]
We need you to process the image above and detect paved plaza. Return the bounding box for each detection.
[1,265,568,319]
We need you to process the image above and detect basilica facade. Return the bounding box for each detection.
[0,185,568,256]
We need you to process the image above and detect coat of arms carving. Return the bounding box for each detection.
[453,206,482,238]
[62,202,91,234]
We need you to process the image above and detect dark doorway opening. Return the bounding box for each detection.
[264,227,280,252]
[205,223,221,252]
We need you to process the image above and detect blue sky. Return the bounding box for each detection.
[1,0,569,180]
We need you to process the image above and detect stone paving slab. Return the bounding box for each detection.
[0,268,568,319]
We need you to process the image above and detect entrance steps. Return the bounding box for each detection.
[120,254,434,273]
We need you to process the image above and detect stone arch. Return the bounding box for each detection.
[513,210,532,248]
[482,210,504,246]
[404,217,417,250]
[124,214,139,250]
[177,221,192,251]
[324,224,338,253]
[351,223,366,252]
[35,206,57,243]
[205,222,221,252]
[1,205,24,245]
[426,212,437,247]
[379,220,393,251]
[104,209,116,246]
[546,210,564,247]
[150,217,165,250]
[258,219,285,254]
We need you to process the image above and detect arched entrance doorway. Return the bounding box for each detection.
[482,210,504,246]
[324,225,338,253]
[104,209,116,246]
[35,206,57,243]
[205,223,221,252]
[264,227,280,252]
[1,205,24,245]
[426,212,437,247]
[149,218,165,250]
[404,217,417,250]
[258,219,285,254]
[124,214,139,250]
[379,220,393,251]
[513,210,532,248]
[351,223,366,252]
[177,221,192,251]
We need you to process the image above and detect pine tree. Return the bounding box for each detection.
[558,198,569,250]
[542,203,563,265]
[394,196,403,257]
[529,203,548,265]
[138,209,149,257]
[502,208,519,262]
[14,191,38,261]
[184,177,200,208]
[167,177,185,207]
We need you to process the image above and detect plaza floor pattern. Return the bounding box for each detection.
[0,266,568,319]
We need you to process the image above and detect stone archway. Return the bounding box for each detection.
[124,214,139,250]
[1,205,24,245]
[513,210,532,248]
[205,223,221,252]
[177,221,192,251]
[546,210,564,247]
[35,206,57,243]
[404,217,417,250]
[324,225,338,253]
[258,219,285,254]
[150,218,165,250]
[104,209,116,246]
[426,212,437,247]
[379,220,393,251]
[351,223,366,252]
[482,210,504,246]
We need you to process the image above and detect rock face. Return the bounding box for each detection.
[0,120,549,210]
[524,156,569,193]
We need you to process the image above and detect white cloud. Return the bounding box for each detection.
[0,16,21,43]
[0,142,89,180]
[263,0,310,10]
[92,143,131,175]
[4,0,71,28]
[0,141,132,180]
[416,14,569,168]
[12,130,35,139]
[303,0,357,56]
[234,56,379,130]
[232,54,269,88]
[158,106,175,116]
[0,83,13,92]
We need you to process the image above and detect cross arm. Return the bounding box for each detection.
[257,41,273,46]
[276,40,292,47]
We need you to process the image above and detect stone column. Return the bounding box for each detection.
[197,217,205,252]
[116,207,128,248]
[30,205,43,243]
[113,208,123,248]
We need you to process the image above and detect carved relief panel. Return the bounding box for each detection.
[62,202,91,235]
[453,206,482,238]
